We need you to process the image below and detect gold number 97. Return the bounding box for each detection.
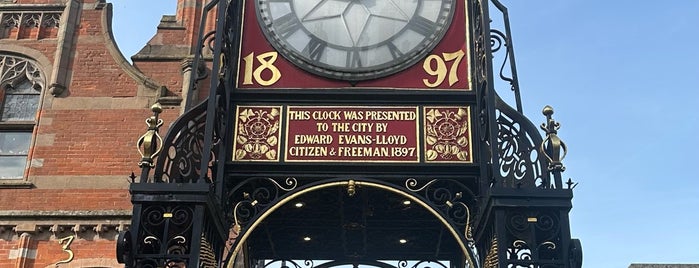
[423,49,465,88]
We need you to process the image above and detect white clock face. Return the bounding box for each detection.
[256,0,455,81]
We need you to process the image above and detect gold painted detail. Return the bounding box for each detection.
[137,103,164,167]
[456,202,473,243]
[347,180,356,197]
[527,217,537,223]
[55,235,75,265]
[541,241,556,250]
[241,51,282,86]
[483,237,498,268]
[405,178,437,192]
[422,49,466,87]
[424,107,472,162]
[513,240,527,248]
[234,107,281,161]
[200,234,218,268]
[163,212,173,218]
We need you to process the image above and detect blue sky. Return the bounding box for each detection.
[111,1,699,267]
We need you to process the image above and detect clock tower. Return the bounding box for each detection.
[118,0,582,267]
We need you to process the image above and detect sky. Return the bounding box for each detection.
[110,1,699,267]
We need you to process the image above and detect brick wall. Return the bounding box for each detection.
[0,0,205,266]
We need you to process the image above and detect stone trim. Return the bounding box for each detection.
[0,210,131,241]
[0,179,33,188]
[0,209,131,217]
[27,175,131,189]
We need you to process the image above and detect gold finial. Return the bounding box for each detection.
[137,103,164,167]
[540,105,567,172]
[151,103,163,113]
[542,105,554,116]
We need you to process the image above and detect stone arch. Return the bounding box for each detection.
[0,52,47,91]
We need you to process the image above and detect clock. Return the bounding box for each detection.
[255,0,456,81]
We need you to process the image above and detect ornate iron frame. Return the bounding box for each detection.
[118,0,582,267]
[223,177,479,268]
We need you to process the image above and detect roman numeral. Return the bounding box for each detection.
[273,12,301,38]
[303,37,326,61]
[346,49,362,68]
[408,16,438,36]
[387,42,403,59]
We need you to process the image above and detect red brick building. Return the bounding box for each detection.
[0,0,207,266]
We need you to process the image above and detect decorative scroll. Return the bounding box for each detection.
[404,178,477,241]
[424,107,472,163]
[489,28,522,112]
[129,204,226,268]
[153,101,209,183]
[263,259,314,268]
[134,205,195,267]
[257,260,453,268]
[151,92,226,186]
[233,106,281,161]
[503,209,562,268]
[229,177,299,227]
[495,97,552,188]
[398,261,449,268]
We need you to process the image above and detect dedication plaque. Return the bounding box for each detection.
[232,105,472,163]
[285,106,419,162]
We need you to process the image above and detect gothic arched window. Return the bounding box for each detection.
[0,54,44,179]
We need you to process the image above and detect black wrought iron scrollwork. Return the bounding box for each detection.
[472,0,492,146]
[489,29,518,105]
[398,260,449,268]
[152,101,209,183]
[133,205,196,267]
[405,178,477,241]
[125,0,237,267]
[472,0,557,190]
[495,97,552,188]
[489,0,523,113]
[229,177,299,228]
[263,259,314,268]
[502,209,563,268]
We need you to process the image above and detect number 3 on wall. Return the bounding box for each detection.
[242,51,282,86]
[422,49,465,88]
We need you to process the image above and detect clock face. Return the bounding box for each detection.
[256,0,456,81]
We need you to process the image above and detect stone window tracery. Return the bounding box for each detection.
[0,11,61,39]
[0,54,44,179]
